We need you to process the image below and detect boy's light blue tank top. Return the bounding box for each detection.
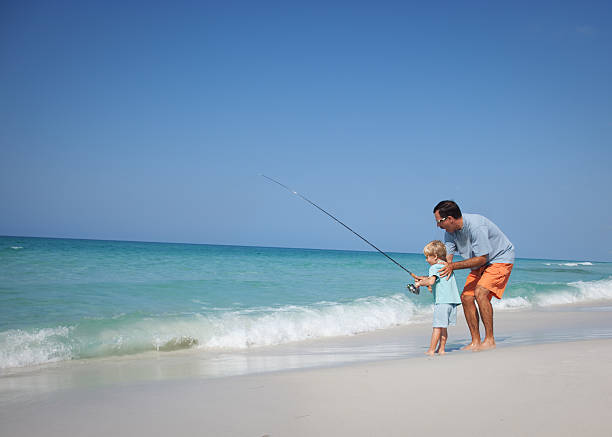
[429,263,462,304]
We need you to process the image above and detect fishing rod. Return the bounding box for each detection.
[261,175,420,294]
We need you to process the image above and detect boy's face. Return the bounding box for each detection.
[425,254,438,265]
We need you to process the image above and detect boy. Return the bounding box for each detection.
[413,240,461,355]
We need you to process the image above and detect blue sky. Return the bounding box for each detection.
[1,0,611,261]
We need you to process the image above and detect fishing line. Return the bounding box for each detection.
[261,175,419,294]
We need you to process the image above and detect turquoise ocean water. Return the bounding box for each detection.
[2,236,612,370]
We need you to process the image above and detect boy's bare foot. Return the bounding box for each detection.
[425,350,435,356]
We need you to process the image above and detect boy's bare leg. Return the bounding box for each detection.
[475,285,496,350]
[461,294,481,350]
[426,328,442,355]
[436,328,448,355]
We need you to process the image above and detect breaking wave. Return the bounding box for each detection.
[2,278,611,369]
[0,294,426,369]
[544,262,594,266]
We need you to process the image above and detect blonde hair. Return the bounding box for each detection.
[423,240,447,261]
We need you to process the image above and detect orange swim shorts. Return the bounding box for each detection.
[462,263,514,300]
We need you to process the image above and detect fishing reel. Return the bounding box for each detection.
[406,284,419,295]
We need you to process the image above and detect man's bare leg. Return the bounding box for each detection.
[460,293,481,350]
[475,285,496,350]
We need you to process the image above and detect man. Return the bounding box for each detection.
[433,200,514,351]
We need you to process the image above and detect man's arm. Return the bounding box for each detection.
[438,255,487,278]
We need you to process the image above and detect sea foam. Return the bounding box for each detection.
[202,294,425,349]
[492,296,532,310]
[544,262,594,266]
[0,294,426,369]
[0,326,74,369]
[535,278,612,306]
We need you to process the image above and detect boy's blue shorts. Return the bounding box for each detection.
[433,303,459,328]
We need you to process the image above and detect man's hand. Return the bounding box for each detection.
[437,261,454,279]
[440,256,487,277]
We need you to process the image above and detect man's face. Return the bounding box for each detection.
[434,210,457,232]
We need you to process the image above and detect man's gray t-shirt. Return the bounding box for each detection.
[444,214,515,265]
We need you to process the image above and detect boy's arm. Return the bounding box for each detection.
[414,275,436,287]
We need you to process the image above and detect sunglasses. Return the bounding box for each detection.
[436,216,449,224]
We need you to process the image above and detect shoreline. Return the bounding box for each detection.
[2,302,612,391]
[2,302,612,396]
[2,336,611,436]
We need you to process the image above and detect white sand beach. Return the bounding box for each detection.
[2,306,612,436]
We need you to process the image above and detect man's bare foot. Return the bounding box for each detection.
[461,343,480,351]
[438,350,446,355]
[425,350,435,356]
[478,339,496,351]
